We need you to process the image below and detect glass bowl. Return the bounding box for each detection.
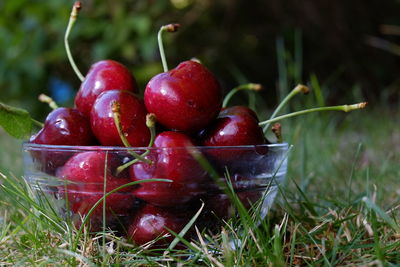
[23,142,289,245]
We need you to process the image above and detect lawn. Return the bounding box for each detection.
[0,106,399,266]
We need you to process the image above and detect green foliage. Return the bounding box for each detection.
[0,102,34,139]
[0,0,175,116]
[0,0,70,115]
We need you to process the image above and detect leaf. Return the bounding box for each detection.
[0,102,33,139]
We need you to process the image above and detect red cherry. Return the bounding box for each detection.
[90,90,150,147]
[144,60,222,133]
[200,106,267,171]
[29,107,95,174]
[31,107,94,146]
[127,204,189,246]
[75,60,138,117]
[130,131,207,207]
[201,106,265,147]
[220,105,259,120]
[57,151,137,230]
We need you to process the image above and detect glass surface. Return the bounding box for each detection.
[23,143,289,236]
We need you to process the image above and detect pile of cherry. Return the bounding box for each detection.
[29,55,269,246]
[25,1,366,247]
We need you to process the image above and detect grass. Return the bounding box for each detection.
[0,105,399,266]
[0,31,398,263]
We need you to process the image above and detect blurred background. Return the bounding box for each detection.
[0,0,399,175]
[1,0,399,114]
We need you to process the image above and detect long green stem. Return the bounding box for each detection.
[111,102,151,164]
[258,102,367,126]
[263,84,309,132]
[222,83,263,108]
[65,1,84,82]
[116,113,157,175]
[157,24,180,72]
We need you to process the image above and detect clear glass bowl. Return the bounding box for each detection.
[23,143,289,244]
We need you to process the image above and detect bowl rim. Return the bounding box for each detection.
[23,142,289,152]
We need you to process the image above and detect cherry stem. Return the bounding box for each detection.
[272,123,283,143]
[222,83,263,108]
[116,113,157,175]
[258,102,368,126]
[262,84,309,132]
[111,102,151,164]
[65,1,84,82]
[190,57,202,64]
[38,94,59,110]
[157,23,180,72]
[146,113,157,147]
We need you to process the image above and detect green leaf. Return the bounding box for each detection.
[0,102,33,139]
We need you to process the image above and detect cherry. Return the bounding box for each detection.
[144,60,223,133]
[201,106,265,146]
[64,3,138,117]
[130,131,208,207]
[56,151,137,230]
[127,204,189,246]
[220,105,259,120]
[29,107,95,174]
[196,106,268,187]
[75,60,138,117]
[90,90,150,147]
[30,107,94,146]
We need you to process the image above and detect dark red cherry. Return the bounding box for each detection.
[144,60,222,133]
[75,60,138,117]
[57,151,137,230]
[200,106,267,170]
[127,204,189,246]
[130,131,207,207]
[30,107,94,146]
[201,106,265,147]
[90,90,150,147]
[220,105,259,120]
[29,107,95,174]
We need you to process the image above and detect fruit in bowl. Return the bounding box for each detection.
[130,131,209,207]
[56,151,137,231]
[1,1,367,248]
[23,142,290,240]
[29,107,96,174]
